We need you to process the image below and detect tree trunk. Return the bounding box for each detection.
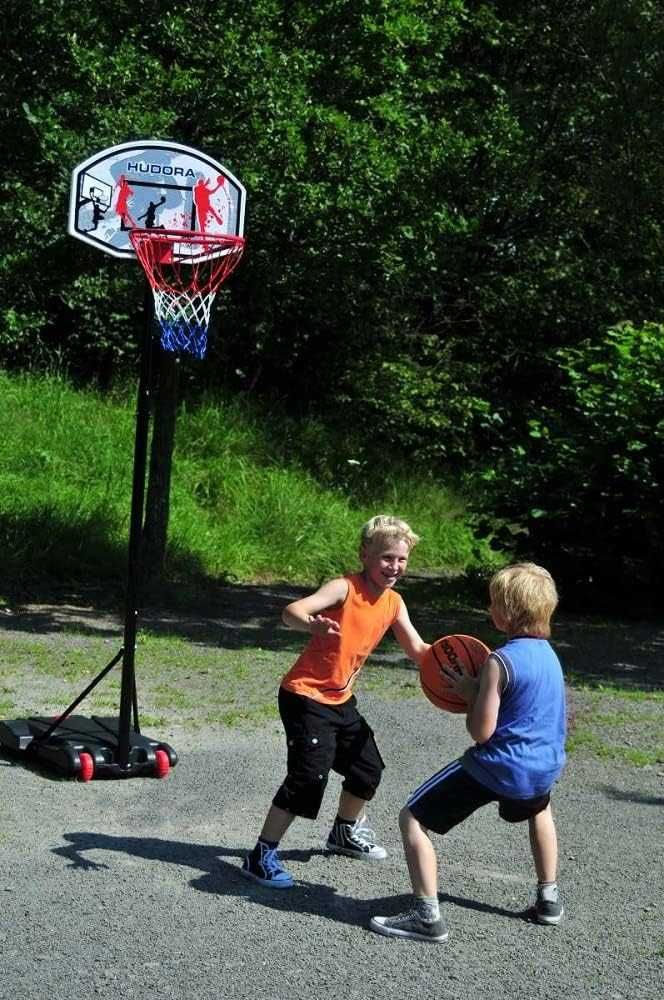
[142,349,180,586]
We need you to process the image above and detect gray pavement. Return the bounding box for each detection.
[1,693,662,1000]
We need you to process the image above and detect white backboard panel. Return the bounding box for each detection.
[68,140,246,259]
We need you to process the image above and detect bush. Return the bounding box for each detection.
[479,322,664,610]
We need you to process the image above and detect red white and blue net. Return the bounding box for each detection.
[129,229,245,359]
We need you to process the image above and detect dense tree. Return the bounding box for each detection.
[1,1,663,596]
[481,322,664,609]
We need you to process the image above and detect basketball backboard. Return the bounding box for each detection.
[68,140,246,259]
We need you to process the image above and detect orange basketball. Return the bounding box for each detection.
[419,634,491,713]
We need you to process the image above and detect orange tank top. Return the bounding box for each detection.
[280,573,403,705]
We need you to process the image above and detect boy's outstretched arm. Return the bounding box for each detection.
[281,577,349,636]
[391,603,430,665]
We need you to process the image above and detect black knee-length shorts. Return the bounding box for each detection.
[272,687,385,819]
[407,758,551,834]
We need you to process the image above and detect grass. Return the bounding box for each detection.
[566,730,660,768]
[0,622,660,771]
[0,370,503,594]
[566,683,664,767]
[0,629,287,728]
[566,676,664,702]
[1,369,658,768]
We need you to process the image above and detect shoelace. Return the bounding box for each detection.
[262,847,286,876]
[387,909,422,928]
[352,817,378,846]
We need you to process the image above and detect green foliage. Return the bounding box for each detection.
[480,323,664,606]
[5,1,663,407]
[558,322,664,493]
[2,1,664,601]
[0,371,500,590]
[341,337,497,463]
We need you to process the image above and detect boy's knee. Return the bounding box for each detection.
[339,730,384,801]
[399,806,430,842]
[273,774,329,820]
[341,767,382,802]
[398,805,416,833]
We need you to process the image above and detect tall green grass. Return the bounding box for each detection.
[0,370,503,588]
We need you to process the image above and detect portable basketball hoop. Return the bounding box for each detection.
[0,142,247,780]
[130,229,245,359]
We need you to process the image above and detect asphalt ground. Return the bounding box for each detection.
[1,691,662,1000]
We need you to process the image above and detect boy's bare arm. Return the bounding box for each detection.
[391,602,430,665]
[281,577,349,635]
[464,656,502,743]
[439,653,502,743]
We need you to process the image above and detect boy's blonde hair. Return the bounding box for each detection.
[360,515,420,552]
[489,562,558,638]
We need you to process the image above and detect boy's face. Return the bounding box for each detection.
[360,537,410,594]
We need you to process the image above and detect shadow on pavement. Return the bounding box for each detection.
[600,785,664,807]
[53,831,526,927]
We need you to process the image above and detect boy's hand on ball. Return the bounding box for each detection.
[310,614,341,637]
[440,662,479,703]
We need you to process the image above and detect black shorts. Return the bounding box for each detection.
[272,688,385,820]
[407,758,551,835]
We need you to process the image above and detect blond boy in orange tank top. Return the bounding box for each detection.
[241,515,431,888]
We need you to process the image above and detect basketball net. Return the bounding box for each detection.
[129,229,245,359]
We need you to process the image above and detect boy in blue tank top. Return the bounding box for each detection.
[371,563,566,943]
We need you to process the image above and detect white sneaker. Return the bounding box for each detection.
[325,815,387,860]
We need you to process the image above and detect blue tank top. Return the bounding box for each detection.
[462,637,567,798]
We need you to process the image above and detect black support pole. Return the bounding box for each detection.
[117,289,155,768]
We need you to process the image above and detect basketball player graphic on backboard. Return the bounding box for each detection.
[193,175,226,232]
[82,188,108,232]
[114,174,137,230]
[137,196,166,229]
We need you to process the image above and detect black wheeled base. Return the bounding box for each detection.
[0,715,177,779]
